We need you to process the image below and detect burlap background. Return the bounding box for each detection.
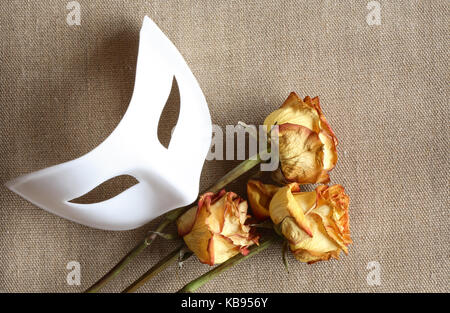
[0,0,448,293]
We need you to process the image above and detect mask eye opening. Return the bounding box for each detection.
[157,76,180,149]
[68,175,139,204]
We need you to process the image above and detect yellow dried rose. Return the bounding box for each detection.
[269,183,351,264]
[264,92,338,184]
[246,180,279,221]
[177,190,258,265]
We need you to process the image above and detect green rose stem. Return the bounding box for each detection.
[122,236,276,293]
[122,245,185,293]
[84,151,268,293]
[177,236,277,293]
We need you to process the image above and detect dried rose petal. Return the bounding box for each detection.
[177,190,257,265]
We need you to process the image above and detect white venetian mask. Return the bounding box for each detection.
[5,16,212,231]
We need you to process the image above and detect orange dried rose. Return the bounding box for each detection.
[246,180,279,221]
[268,183,351,264]
[177,190,258,265]
[264,92,338,184]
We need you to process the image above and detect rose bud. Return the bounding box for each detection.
[246,180,280,221]
[176,190,258,265]
[264,92,338,184]
[269,183,351,264]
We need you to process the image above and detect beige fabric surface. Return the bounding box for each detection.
[0,0,448,293]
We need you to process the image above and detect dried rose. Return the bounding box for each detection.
[264,92,338,184]
[246,180,280,221]
[177,190,258,265]
[269,183,351,264]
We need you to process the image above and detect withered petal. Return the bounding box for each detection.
[278,124,327,184]
[264,93,339,185]
[176,206,198,237]
[289,185,352,264]
[247,180,279,220]
[269,183,313,237]
[178,190,257,265]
